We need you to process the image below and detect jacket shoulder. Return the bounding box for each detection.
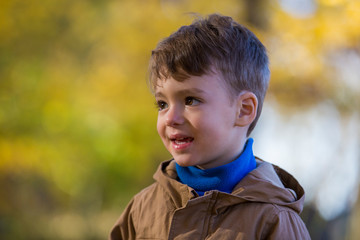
[131,182,171,213]
[260,203,311,240]
[109,182,174,240]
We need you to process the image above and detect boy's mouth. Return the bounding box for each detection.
[169,135,194,150]
[172,137,194,144]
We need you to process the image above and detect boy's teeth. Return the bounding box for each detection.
[174,137,192,144]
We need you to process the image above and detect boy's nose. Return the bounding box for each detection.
[165,106,184,126]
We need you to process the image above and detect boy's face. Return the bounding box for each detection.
[155,72,247,169]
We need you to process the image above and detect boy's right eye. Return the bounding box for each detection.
[156,100,168,111]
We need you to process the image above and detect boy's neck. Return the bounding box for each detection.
[175,138,256,196]
[197,135,248,170]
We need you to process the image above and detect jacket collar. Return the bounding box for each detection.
[232,158,305,214]
[153,158,306,214]
[153,160,197,209]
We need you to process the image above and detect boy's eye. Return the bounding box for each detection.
[185,97,200,106]
[155,100,168,111]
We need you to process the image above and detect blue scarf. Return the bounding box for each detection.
[176,138,256,196]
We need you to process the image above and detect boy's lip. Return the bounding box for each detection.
[169,133,192,140]
[168,133,194,150]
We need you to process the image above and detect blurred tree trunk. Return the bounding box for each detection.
[244,0,269,29]
[348,187,360,239]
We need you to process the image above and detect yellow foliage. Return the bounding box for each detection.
[0,0,359,238]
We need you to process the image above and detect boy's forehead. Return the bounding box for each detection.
[154,66,218,87]
[155,82,206,95]
[153,73,236,102]
[154,77,194,93]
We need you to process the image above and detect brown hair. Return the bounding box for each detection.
[149,13,270,136]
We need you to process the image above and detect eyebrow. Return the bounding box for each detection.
[155,88,207,98]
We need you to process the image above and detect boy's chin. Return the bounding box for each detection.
[174,156,213,169]
[174,158,196,167]
[174,160,191,167]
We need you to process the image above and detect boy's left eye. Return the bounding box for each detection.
[185,97,200,106]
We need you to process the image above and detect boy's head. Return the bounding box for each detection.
[149,13,270,136]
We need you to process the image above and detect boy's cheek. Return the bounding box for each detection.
[156,124,167,145]
[156,119,163,136]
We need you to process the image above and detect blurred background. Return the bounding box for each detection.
[0,0,359,239]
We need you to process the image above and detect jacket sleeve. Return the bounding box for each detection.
[109,199,136,240]
[266,210,311,240]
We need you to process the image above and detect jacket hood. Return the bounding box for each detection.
[153,158,306,214]
[234,158,306,214]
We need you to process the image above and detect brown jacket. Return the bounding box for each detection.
[110,159,311,240]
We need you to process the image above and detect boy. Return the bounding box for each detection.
[110,14,310,239]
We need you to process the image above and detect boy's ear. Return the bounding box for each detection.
[235,91,258,127]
